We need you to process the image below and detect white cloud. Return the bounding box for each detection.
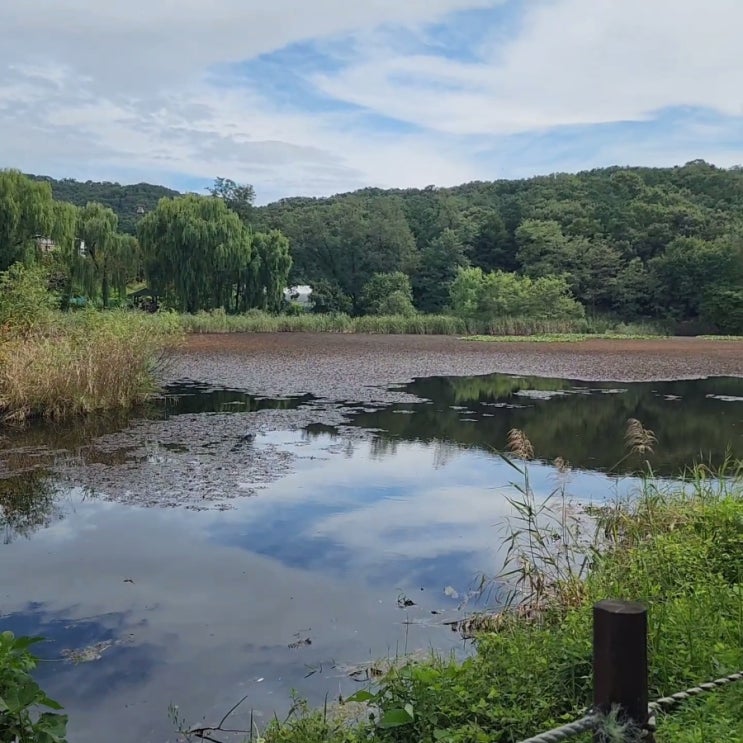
[0,0,741,200]
[315,0,743,135]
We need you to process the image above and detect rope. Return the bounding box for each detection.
[646,670,743,732]
[517,669,743,742]
[516,713,598,743]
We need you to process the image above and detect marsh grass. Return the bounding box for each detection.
[0,310,182,423]
[179,310,667,338]
[244,426,743,743]
[464,332,666,343]
[180,309,466,334]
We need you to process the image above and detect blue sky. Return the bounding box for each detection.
[0,0,741,203]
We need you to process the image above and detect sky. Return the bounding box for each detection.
[0,0,741,204]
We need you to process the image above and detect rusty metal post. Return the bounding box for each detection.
[593,600,651,742]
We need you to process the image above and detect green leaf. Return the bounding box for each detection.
[344,690,376,704]
[36,712,69,742]
[379,707,414,728]
[40,695,64,711]
[12,635,44,651]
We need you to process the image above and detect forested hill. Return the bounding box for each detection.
[255,160,743,326]
[26,175,180,235]
[21,161,743,328]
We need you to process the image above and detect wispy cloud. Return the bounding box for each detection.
[0,0,740,202]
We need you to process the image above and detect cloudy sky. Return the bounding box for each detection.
[1,0,741,203]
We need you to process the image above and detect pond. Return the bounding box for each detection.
[1,370,742,742]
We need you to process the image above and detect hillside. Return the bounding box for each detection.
[254,160,743,326]
[26,175,180,235]
[20,160,743,330]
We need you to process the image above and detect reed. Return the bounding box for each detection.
[0,310,181,423]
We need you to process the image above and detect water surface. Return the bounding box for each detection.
[1,371,742,742]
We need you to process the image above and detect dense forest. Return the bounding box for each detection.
[255,160,743,330]
[13,161,743,331]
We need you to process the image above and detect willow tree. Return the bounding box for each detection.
[138,194,253,313]
[46,200,79,302]
[75,202,134,307]
[0,170,55,271]
[253,230,292,312]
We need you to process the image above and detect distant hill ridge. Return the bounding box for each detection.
[26,174,181,235]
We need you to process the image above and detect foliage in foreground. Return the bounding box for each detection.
[0,631,67,743]
[219,455,743,743]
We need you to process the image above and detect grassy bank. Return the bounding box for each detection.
[464,330,666,343]
[232,452,743,743]
[178,309,667,337]
[0,310,182,424]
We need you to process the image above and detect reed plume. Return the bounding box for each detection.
[624,418,657,456]
[507,428,534,460]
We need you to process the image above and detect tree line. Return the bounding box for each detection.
[0,172,292,313]
[255,160,743,331]
[7,161,743,331]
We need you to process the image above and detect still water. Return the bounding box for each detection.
[1,373,742,742]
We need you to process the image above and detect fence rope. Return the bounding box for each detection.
[516,669,743,743]
[516,713,598,743]
[646,669,743,732]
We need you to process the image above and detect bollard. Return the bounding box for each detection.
[593,599,652,742]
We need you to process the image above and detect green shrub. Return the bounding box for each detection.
[0,262,58,337]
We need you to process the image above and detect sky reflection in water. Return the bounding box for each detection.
[1,372,742,742]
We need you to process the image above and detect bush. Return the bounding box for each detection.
[0,262,59,337]
[700,288,743,335]
[450,267,585,322]
[361,273,414,316]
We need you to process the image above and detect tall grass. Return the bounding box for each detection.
[178,309,666,337]
[0,310,182,423]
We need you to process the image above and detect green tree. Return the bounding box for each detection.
[515,219,574,280]
[611,257,654,318]
[413,228,469,313]
[0,170,55,271]
[649,236,743,319]
[76,202,134,307]
[361,272,415,315]
[138,194,253,313]
[469,209,514,272]
[253,230,293,312]
[450,267,584,321]
[208,177,256,224]
[310,280,353,314]
[27,174,179,234]
[700,289,743,334]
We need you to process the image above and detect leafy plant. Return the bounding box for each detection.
[0,631,67,743]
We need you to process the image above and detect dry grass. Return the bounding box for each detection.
[0,311,182,423]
